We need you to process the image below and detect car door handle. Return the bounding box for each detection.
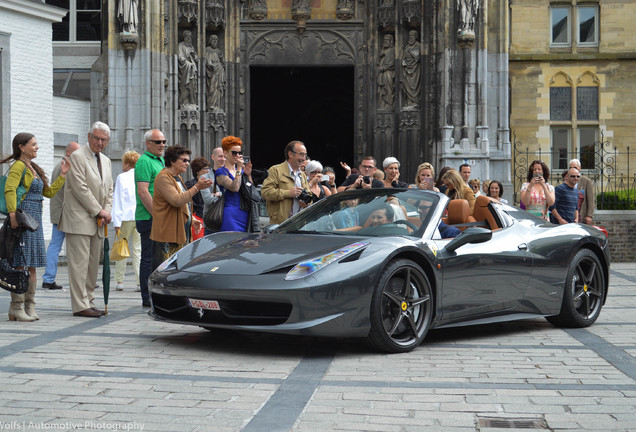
[518,243,528,250]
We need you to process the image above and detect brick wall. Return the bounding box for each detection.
[593,211,636,263]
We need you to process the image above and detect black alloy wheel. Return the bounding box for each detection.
[547,249,605,327]
[368,259,433,353]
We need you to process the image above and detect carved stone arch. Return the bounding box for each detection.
[245,28,359,65]
[549,72,573,87]
[576,71,600,87]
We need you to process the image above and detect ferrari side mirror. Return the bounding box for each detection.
[444,227,492,253]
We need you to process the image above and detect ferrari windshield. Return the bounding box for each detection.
[274,189,440,237]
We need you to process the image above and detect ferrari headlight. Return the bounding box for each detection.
[284,242,368,281]
[156,252,179,272]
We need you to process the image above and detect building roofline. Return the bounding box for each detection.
[0,0,67,23]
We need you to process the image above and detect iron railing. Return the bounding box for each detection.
[512,131,636,209]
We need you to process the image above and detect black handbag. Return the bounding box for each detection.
[15,209,39,232]
[203,183,225,232]
[0,258,29,294]
[240,174,262,203]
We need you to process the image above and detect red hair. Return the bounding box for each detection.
[221,136,243,152]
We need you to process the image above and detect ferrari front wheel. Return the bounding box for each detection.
[547,249,605,328]
[368,259,433,353]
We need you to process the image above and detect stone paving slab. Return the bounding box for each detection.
[0,262,634,431]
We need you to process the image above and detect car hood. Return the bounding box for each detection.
[173,232,370,275]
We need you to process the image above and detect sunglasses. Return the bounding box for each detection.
[179,158,191,163]
[149,140,167,144]
[231,151,243,156]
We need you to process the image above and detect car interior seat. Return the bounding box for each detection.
[472,195,501,230]
[443,199,476,231]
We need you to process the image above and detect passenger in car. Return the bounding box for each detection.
[333,198,360,229]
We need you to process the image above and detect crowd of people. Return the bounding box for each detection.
[1,126,595,321]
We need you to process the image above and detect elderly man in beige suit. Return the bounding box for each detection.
[59,122,114,318]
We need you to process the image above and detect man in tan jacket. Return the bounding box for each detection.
[261,140,310,225]
[42,141,80,290]
[59,122,113,318]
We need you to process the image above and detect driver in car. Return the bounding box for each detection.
[367,205,394,226]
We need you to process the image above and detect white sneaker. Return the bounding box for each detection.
[116,282,124,291]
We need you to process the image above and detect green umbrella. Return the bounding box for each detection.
[102,224,111,315]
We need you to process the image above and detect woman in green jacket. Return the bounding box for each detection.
[1,133,69,321]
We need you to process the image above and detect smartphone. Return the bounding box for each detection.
[533,173,542,178]
[321,174,330,182]
[243,156,250,163]
[423,177,434,189]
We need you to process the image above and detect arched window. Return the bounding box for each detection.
[549,72,600,171]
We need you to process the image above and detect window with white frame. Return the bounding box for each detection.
[550,2,599,48]
[577,5,599,46]
[551,6,570,46]
[46,0,101,42]
[550,74,599,171]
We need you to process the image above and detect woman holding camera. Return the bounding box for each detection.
[520,160,554,220]
[215,136,259,232]
[305,160,333,203]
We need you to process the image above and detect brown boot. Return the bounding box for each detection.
[8,292,36,322]
[24,281,39,320]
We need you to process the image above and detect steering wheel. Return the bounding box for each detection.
[391,219,418,231]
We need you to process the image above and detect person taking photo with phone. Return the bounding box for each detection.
[305,160,332,203]
[520,160,555,220]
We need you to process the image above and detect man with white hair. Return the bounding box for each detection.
[59,122,113,317]
[569,159,595,224]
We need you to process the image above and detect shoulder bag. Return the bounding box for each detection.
[203,182,225,232]
[0,164,28,215]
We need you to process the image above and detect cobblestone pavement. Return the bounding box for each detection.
[0,263,635,432]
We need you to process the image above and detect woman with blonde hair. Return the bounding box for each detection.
[112,150,142,291]
[411,162,439,191]
[442,169,476,211]
[469,178,483,197]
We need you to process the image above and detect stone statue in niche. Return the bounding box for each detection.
[377,33,395,110]
[401,30,421,108]
[205,34,226,111]
[118,0,138,33]
[179,0,198,23]
[178,30,199,109]
[458,0,479,34]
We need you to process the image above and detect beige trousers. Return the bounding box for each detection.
[66,232,101,313]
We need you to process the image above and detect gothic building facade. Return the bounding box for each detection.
[79,1,512,192]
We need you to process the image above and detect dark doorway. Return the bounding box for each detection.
[250,66,354,179]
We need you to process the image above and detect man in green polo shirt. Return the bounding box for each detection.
[135,129,165,307]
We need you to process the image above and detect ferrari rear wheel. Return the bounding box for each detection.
[368,259,433,353]
[547,249,605,328]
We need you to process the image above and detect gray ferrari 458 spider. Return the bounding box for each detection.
[148,188,610,353]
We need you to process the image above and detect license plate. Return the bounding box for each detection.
[188,298,221,311]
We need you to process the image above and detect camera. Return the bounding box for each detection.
[298,190,313,204]
[321,174,330,182]
[533,173,542,178]
[363,176,371,184]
